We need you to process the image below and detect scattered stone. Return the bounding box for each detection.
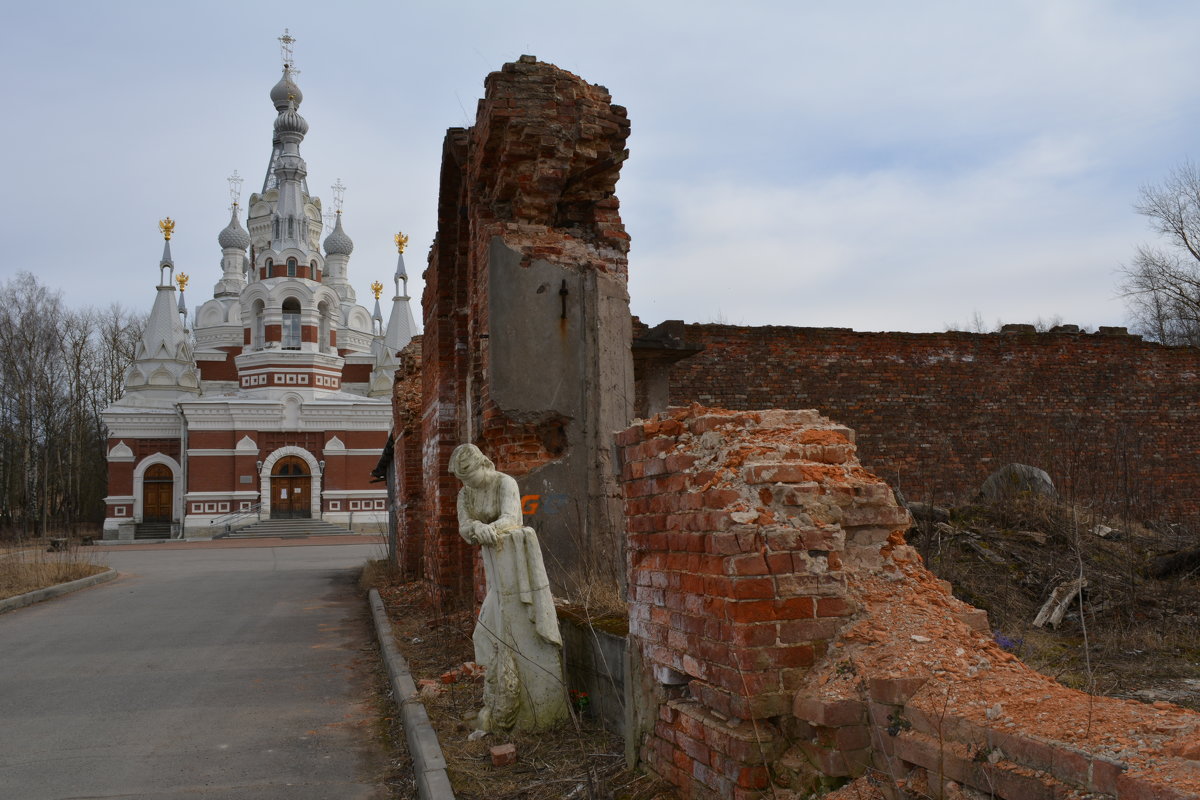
[907,501,950,523]
[491,742,517,767]
[911,634,932,643]
[1148,547,1200,579]
[978,463,1056,502]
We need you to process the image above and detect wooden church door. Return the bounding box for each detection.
[270,456,311,519]
[143,464,174,522]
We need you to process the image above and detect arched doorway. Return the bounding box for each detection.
[271,456,311,519]
[143,464,174,523]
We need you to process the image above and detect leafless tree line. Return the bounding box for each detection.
[1122,161,1200,346]
[0,272,144,538]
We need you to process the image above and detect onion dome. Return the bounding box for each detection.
[217,208,251,250]
[270,68,303,111]
[273,100,309,137]
[323,212,354,256]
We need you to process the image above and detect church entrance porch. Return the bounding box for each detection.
[270,456,311,519]
[142,464,174,523]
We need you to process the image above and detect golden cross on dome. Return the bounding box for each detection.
[370,280,384,300]
[394,232,409,253]
[159,217,175,240]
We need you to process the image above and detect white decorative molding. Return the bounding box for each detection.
[324,435,346,451]
[236,435,259,451]
[259,446,322,519]
[107,441,135,462]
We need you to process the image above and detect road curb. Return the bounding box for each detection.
[368,588,457,800]
[0,568,119,615]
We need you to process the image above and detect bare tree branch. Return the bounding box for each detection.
[1121,161,1200,345]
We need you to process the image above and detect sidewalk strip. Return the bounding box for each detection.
[369,588,457,800]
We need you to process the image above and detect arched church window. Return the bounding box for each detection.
[318,300,331,354]
[287,258,297,277]
[252,299,265,350]
[282,297,301,350]
[311,260,320,282]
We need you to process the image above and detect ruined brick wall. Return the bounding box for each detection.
[391,338,423,580]
[663,323,1200,524]
[414,56,632,605]
[622,405,1200,799]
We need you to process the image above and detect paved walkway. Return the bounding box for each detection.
[0,540,391,799]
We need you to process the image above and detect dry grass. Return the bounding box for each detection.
[0,538,107,601]
[558,568,628,619]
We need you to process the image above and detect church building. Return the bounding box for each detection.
[101,37,417,538]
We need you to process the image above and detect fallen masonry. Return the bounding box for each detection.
[620,405,1200,799]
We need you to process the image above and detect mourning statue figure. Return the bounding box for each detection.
[450,443,568,732]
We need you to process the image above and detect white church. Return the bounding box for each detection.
[101,34,416,539]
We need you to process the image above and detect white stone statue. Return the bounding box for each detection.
[450,443,568,732]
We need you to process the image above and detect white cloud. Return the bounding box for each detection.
[2,0,1197,337]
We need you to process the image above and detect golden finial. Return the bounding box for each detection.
[394,232,409,254]
[159,217,176,240]
[175,273,189,292]
[370,280,384,300]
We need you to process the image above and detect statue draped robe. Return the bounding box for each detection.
[458,471,567,731]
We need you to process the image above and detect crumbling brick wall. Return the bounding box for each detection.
[660,322,1200,525]
[411,56,633,605]
[622,405,1200,799]
[390,337,423,579]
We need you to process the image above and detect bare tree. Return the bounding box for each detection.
[0,273,144,537]
[1121,161,1200,345]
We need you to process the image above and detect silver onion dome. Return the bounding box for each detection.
[217,209,251,250]
[269,68,303,111]
[273,100,309,137]
[323,213,354,256]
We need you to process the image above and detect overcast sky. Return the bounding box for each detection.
[4,1,1197,333]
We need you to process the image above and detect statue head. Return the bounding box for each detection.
[450,443,495,481]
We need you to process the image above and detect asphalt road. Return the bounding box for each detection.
[0,540,392,799]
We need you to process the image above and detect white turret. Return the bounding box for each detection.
[383,233,419,354]
[322,210,356,305]
[368,231,420,397]
[214,205,250,296]
[118,219,201,402]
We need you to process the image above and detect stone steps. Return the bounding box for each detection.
[134,523,173,540]
[220,519,358,539]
